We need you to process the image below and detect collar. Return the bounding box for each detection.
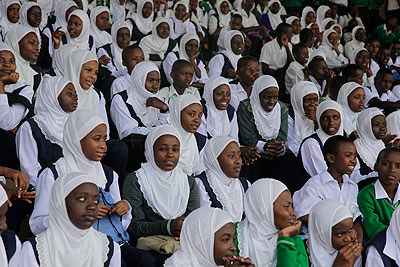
[168,84,197,98]
[374,180,400,203]
[293,60,305,68]
[309,76,326,95]
[321,170,355,185]
[383,24,393,34]
[235,82,249,96]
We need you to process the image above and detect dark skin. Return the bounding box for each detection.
[79,60,98,90]
[95,11,111,31]
[0,51,19,95]
[371,115,396,145]
[19,32,39,63]
[145,71,168,111]
[274,190,301,237]
[368,73,400,110]
[227,35,245,79]
[218,142,242,178]
[377,49,391,68]
[142,2,153,18]
[326,142,357,185]
[213,1,230,37]
[184,39,202,81]
[374,151,400,202]
[347,69,364,85]
[0,202,8,235]
[262,32,294,75]
[213,84,231,110]
[180,103,202,134]
[236,60,260,97]
[58,83,78,113]
[319,109,341,136]
[310,60,334,96]
[366,40,380,60]
[7,3,20,23]
[303,93,319,130]
[122,48,145,74]
[116,28,131,50]
[156,22,170,39]
[27,6,42,28]
[171,64,195,95]
[354,50,372,78]
[239,0,268,39]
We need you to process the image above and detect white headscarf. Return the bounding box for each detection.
[0,186,8,267]
[4,25,38,88]
[111,20,132,72]
[203,77,232,137]
[53,1,78,31]
[290,81,319,148]
[267,0,283,30]
[250,75,281,141]
[55,109,107,188]
[33,77,74,147]
[354,108,386,169]
[53,44,79,76]
[350,47,368,64]
[90,6,112,49]
[164,207,233,267]
[321,28,336,49]
[337,82,364,135]
[0,43,27,94]
[127,61,161,127]
[170,94,201,175]
[316,5,330,29]
[387,111,400,138]
[133,0,153,35]
[110,0,126,22]
[238,178,288,267]
[222,30,243,71]
[384,206,400,265]
[19,2,42,45]
[136,125,189,219]
[63,49,99,111]
[310,49,326,61]
[179,32,200,62]
[215,0,232,28]
[308,199,352,267]
[315,100,343,145]
[351,26,365,43]
[36,172,110,267]
[0,0,20,38]
[171,1,189,36]
[301,6,315,28]
[139,17,170,60]
[66,9,91,50]
[321,18,334,31]
[204,136,244,222]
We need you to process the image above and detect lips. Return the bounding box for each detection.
[387,175,397,180]
[219,101,229,108]
[83,213,96,221]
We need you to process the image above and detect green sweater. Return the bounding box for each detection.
[357,182,400,240]
[237,99,288,147]
[281,0,304,8]
[368,0,384,9]
[122,172,200,238]
[375,24,400,45]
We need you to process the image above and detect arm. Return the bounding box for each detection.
[208,54,224,78]
[184,175,200,215]
[300,138,327,177]
[276,235,309,267]
[196,60,209,83]
[195,177,212,207]
[367,97,400,109]
[97,47,118,77]
[108,171,132,230]
[237,101,263,148]
[208,16,218,35]
[162,52,178,85]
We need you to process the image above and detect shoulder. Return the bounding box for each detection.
[278,101,288,113]
[358,183,376,199]
[125,171,140,186]
[238,99,251,111]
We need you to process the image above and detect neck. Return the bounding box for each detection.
[240,81,252,97]
[328,167,344,184]
[382,181,398,201]
[173,83,186,95]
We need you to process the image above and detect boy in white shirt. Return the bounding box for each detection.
[285,43,309,94]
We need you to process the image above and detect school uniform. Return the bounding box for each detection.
[90,7,113,51]
[260,38,292,72]
[364,84,396,108]
[229,81,249,110]
[285,61,305,94]
[309,75,327,96]
[126,0,154,43]
[338,82,364,136]
[260,0,283,31]
[339,15,365,29]
[159,84,201,106]
[238,8,259,28]
[344,26,365,59]
[208,0,231,35]
[168,2,197,41]
[110,72,131,98]
[0,0,20,42]
[316,29,349,69]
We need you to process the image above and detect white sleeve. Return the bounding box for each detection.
[109,242,122,267]
[168,19,180,40]
[259,43,271,65]
[208,54,225,78]
[199,12,208,29]
[195,177,212,207]
[108,171,132,231]
[162,52,178,85]
[97,92,110,137]
[197,60,209,83]
[285,65,297,94]
[364,87,379,106]
[18,242,39,267]
[292,179,320,219]
[300,138,327,177]
[365,246,385,267]
[29,168,54,235]
[8,235,22,267]
[15,122,40,187]
[286,115,299,156]
[229,113,239,143]
[97,48,118,77]
[90,37,97,54]
[208,16,218,35]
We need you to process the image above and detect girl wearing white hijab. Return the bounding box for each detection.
[208,30,244,79]
[16,77,76,188]
[387,110,400,147]
[236,178,308,267]
[168,1,197,40]
[350,47,374,86]
[209,0,232,35]
[122,125,199,240]
[286,16,301,45]
[127,0,154,42]
[110,0,126,22]
[20,172,121,267]
[344,26,366,60]
[139,17,178,67]
[301,6,316,28]
[52,44,79,76]
[317,29,348,69]
[0,0,20,42]
[366,206,400,266]
[195,136,250,222]
[287,81,319,156]
[354,108,386,173]
[19,2,42,46]
[321,18,335,31]
[63,9,96,53]
[308,199,361,267]
[266,0,283,31]
[90,6,113,50]
[316,5,331,29]
[337,82,365,136]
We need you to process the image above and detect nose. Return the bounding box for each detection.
[343,231,353,242]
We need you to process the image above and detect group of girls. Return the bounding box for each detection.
[1,0,400,266]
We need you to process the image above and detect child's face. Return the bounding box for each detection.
[311,60,328,80]
[189,0,198,11]
[231,35,244,55]
[80,60,98,89]
[366,40,380,58]
[65,6,78,21]
[220,1,230,14]
[354,50,370,69]
[27,6,42,28]
[242,0,254,11]
[273,190,296,230]
[142,2,153,18]
[375,73,393,94]
[230,17,242,30]
[371,115,387,140]
[303,93,319,113]
[349,5,358,17]
[325,21,334,30]
[331,218,355,250]
[237,60,259,86]
[258,0,267,6]
[68,15,83,38]
[213,84,231,110]
[175,4,187,20]
[65,183,99,230]
[0,51,16,77]
[123,48,144,74]
[320,109,341,135]
[391,43,400,59]
[217,141,242,178]
[328,142,357,176]
[185,39,199,58]
[291,19,301,35]
[80,124,107,161]
[213,222,236,265]
[305,11,316,25]
[387,18,398,31]
[180,103,202,133]
[18,32,39,62]
[259,86,278,112]
[333,26,341,40]
[295,47,309,65]
[58,83,78,113]
[324,9,332,19]
[145,71,160,93]
[95,11,109,31]
[270,2,280,14]
[377,49,390,66]
[328,32,338,46]
[7,4,20,23]
[349,69,364,85]
[376,151,400,187]
[117,27,131,50]
[0,202,8,236]
[153,134,180,171]
[156,22,170,39]
[311,24,320,37]
[171,64,194,89]
[347,87,365,113]
[355,28,366,42]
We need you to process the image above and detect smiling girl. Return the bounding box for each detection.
[0,0,20,42]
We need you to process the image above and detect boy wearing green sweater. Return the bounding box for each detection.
[357,147,400,240]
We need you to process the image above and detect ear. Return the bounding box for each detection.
[170,71,175,79]
[122,60,127,67]
[374,162,378,172]
[326,153,335,165]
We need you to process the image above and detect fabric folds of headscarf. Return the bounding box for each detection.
[19,2,42,45]
[350,47,368,64]
[321,28,337,49]
[267,0,282,30]
[110,0,126,22]
[215,0,232,28]
[337,82,364,135]
[308,199,352,267]
[0,186,8,267]
[315,100,343,145]
[250,75,281,141]
[139,17,170,60]
[170,94,201,175]
[133,0,154,35]
[387,111,400,138]
[204,136,244,222]
[0,0,20,38]
[0,43,27,94]
[354,108,386,169]
[316,5,330,29]
[179,32,200,62]
[90,6,112,49]
[66,9,91,50]
[171,1,189,36]
[53,44,79,76]
[222,30,243,71]
[164,207,233,267]
[53,1,78,31]
[136,125,189,219]
[301,6,315,28]
[111,20,132,72]
[321,18,334,31]
[36,172,109,267]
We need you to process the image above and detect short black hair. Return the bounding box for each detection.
[376,68,394,78]
[237,55,258,71]
[300,28,313,43]
[308,57,325,71]
[342,64,363,79]
[231,13,243,21]
[376,147,400,164]
[292,43,307,55]
[386,14,397,23]
[365,36,380,46]
[122,44,142,61]
[322,136,354,164]
[171,59,193,73]
[276,22,291,36]
[327,75,347,101]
